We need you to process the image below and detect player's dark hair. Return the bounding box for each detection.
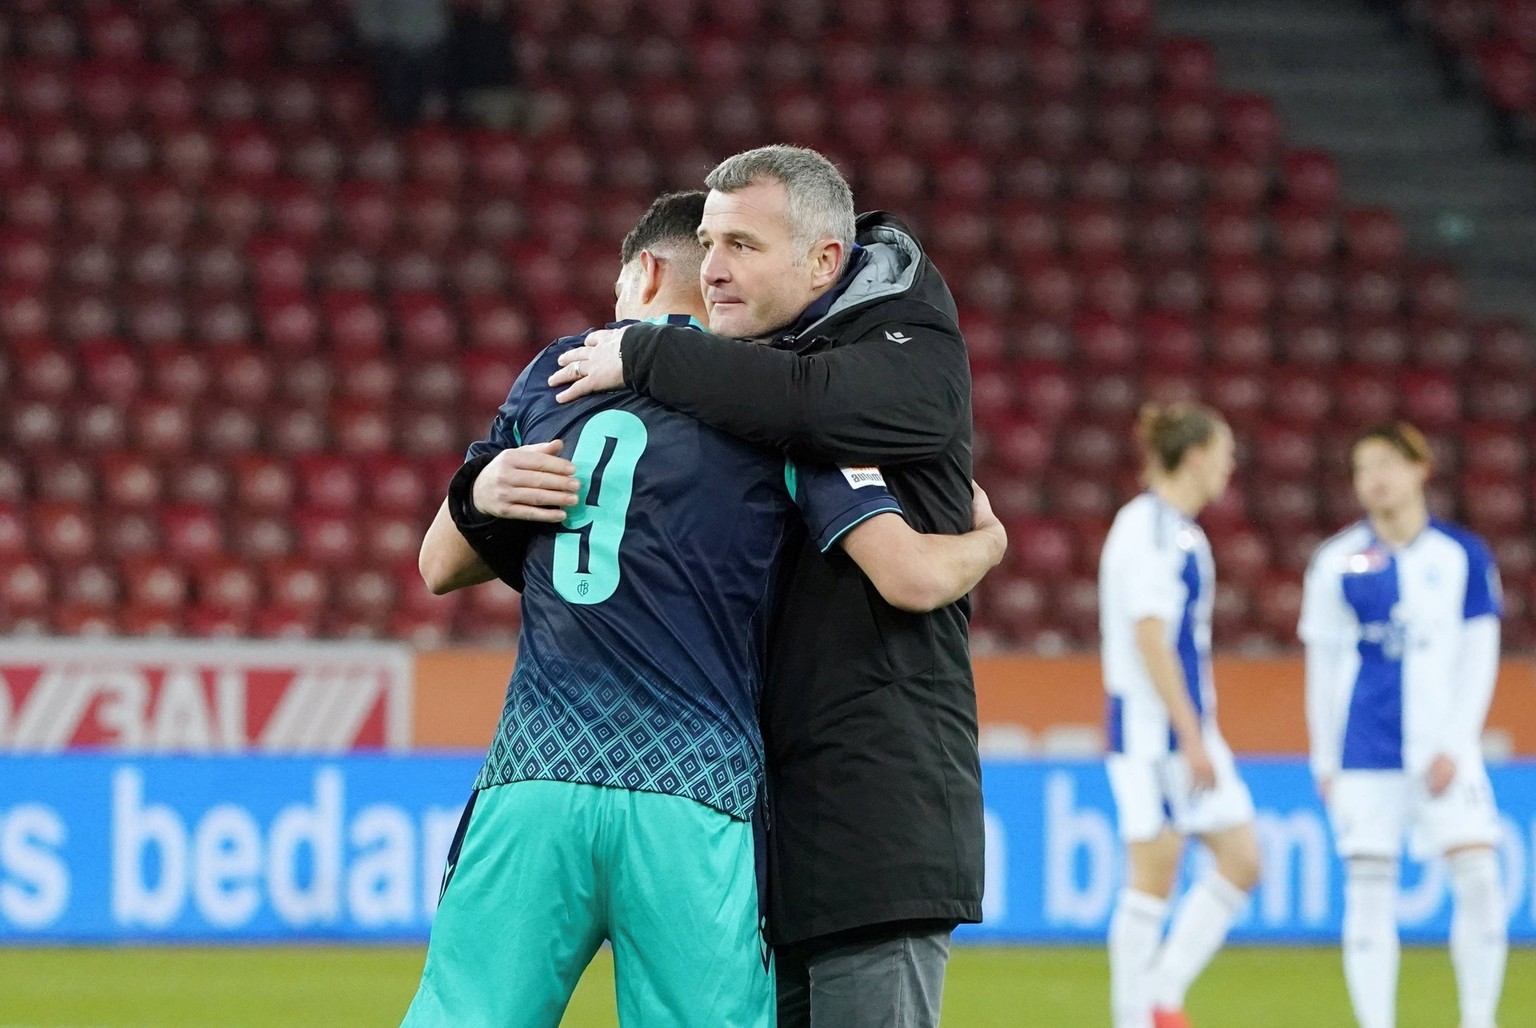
[620,191,707,267]
[1353,421,1435,474]
[1136,402,1226,475]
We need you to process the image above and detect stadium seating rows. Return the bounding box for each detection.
[0,0,1531,651]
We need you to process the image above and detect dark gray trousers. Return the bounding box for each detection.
[775,925,952,1028]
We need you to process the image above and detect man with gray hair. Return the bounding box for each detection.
[410,186,1003,1026]
[552,145,986,1028]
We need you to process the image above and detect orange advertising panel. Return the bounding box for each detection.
[412,650,1536,756]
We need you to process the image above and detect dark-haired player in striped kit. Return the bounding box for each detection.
[403,191,1006,1027]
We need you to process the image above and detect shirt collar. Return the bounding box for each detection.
[608,313,705,330]
[773,244,869,344]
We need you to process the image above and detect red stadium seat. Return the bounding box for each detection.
[1053,575,1101,644]
[1492,536,1535,580]
[0,551,51,614]
[256,291,321,354]
[1332,367,1400,426]
[184,604,252,638]
[1409,321,1471,369]
[1252,424,1319,478]
[1342,208,1406,268]
[251,604,321,639]
[335,568,397,617]
[159,503,224,562]
[1018,258,1078,320]
[12,339,76,399]
[231,455,296,513]
[31,452,93,506]
[1463,424,1528,477]
[1462,473,1527,535]
[395,407,458,458]
[1204,203,1262,261]
[52,602,119,637]
[1015,363,1079,423]
[1210,525,1272,586]
[0,505,29,565]
[1080,259,1140,319]
[365,514,423,565]
[1209,259,1272,317]
[1272,202,1339,266]
[1220,94,1282,162]
[1009,518,1077,579]
[1476,319,1536,372]
[119,555,189,612]
[292,507,360,568]
[1254,572,1305,639]
[1275,264,1337,320]
[991,422,1054,477]
[1407,262,1465,321]
[1063,200,1126,258]
[1075,311,1138,369]
[270,75,324,134]
[352,134,407,184]
[1341,267,1404,322]
[1081,371,1140,422]
[1202,368,1267,428]
[130,397,195,457]
[1398,369,1462,429]
[1133,204,1197,261]
[1277,317,1344,365]
[1465,376,1533,424]
[193,558,262,614]
[1157,92,1217,155]
[1056,422,1125,473]
[995,200,1059,261]
[1144,263,1206,314]
[1342,319,1408,366]
[1268,369,1334,424]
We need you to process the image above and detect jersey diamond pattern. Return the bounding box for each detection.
[472,657,760,820]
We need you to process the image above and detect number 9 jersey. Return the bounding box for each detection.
[464,317,903,822]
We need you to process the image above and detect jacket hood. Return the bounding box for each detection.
[798,211,959,338]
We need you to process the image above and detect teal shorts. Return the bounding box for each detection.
[402,780,773,1028]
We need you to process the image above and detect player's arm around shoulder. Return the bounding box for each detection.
[838,481,1007,612]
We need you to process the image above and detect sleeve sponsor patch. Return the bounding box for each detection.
[840,466,887,489]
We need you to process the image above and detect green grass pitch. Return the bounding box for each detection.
[2,944,1533,1026]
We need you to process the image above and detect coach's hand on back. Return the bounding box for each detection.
[472,441,580,523]
[551,328,627,402]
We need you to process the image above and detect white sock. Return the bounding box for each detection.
[1109,889,1167,1028]
[1149,873,1248,1010]
[1343,859,1399,1028]
[1449,849,1507,1028]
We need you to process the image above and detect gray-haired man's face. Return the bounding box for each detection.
[696,180,832,338]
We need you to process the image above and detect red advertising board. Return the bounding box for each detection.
[0,641,413,752]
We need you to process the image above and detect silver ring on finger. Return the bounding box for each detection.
[573,360,585,378]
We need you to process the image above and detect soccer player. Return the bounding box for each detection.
[1100,403,1261,1028]
[1300,422,1506,1028]
[550,146,983,1027]
[405,192,1006,1027]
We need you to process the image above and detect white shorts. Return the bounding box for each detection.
[1106,727,1255,843]
[1328,764,1502,861]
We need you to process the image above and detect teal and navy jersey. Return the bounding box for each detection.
[467,317,902,820]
